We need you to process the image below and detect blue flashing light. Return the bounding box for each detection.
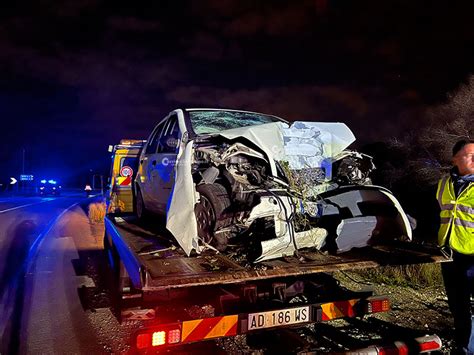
[48,180,57,184]
[41,179,47,184]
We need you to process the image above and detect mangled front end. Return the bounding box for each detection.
[166,122,412,262]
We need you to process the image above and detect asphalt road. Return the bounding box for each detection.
[0,192,107,354]
[0,192,221,355]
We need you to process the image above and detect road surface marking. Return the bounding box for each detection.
[0,200,50,214]
[25,201,81,274]
[0,201,80,347]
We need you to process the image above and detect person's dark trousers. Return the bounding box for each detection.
[442,251,474,351]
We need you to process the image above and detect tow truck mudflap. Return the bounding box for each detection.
[133,296,390,351]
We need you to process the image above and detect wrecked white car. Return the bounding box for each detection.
[135,108,412,262]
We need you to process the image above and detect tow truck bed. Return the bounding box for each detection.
[105,215,446,292]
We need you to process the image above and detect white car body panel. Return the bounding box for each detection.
[165,117,407,261]
[138,108,412,262]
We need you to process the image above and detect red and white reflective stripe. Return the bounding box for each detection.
[345,334,442,354]
[319,297,390,322]
[116,176,132,186]
[320,299,358,321]
[378,341,409,355]
[181,315,238,343]
[416,335,443,353]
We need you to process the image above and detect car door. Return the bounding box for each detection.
[152,114,181,214]
[138,121,166,214]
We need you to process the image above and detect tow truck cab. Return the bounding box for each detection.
[107,139,145,214]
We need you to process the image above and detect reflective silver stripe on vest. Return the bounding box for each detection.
[458,205,474,214]
[440,203,474,213]
[438,177,450,209]
[454,219,474,228]
[440,217,474,228]
[440,217,451,224]
[440,203,455,211]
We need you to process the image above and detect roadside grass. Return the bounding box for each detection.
[88,201,107,223]
[347,263,443,289]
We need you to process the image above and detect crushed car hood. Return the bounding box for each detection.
[217,121,356,177]
[167,121,358,257]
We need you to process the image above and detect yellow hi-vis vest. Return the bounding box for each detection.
[437,176,474,254]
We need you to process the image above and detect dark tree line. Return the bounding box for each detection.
[363,75,474,241]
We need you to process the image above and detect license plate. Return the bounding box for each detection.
[247,306,310,330]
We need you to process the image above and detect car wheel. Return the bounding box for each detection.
[195,183,232,251]
[135,188,147,220]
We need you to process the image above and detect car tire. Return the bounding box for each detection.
[195,183,233,251]
[135,187,148,220]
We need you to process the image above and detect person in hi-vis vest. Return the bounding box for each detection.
[438,139,474,354]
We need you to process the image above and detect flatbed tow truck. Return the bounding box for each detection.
[104,140,447,353]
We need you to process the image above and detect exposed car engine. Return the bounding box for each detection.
[189,134,403,263]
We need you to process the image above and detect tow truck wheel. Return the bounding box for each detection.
[195,183,232,251]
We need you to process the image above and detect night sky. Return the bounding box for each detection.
[1,0,473,186]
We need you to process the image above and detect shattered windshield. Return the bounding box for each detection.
[188,110,284,135]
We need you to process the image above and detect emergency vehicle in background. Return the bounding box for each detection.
[38,179,61,196]
[104,134,445,353]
